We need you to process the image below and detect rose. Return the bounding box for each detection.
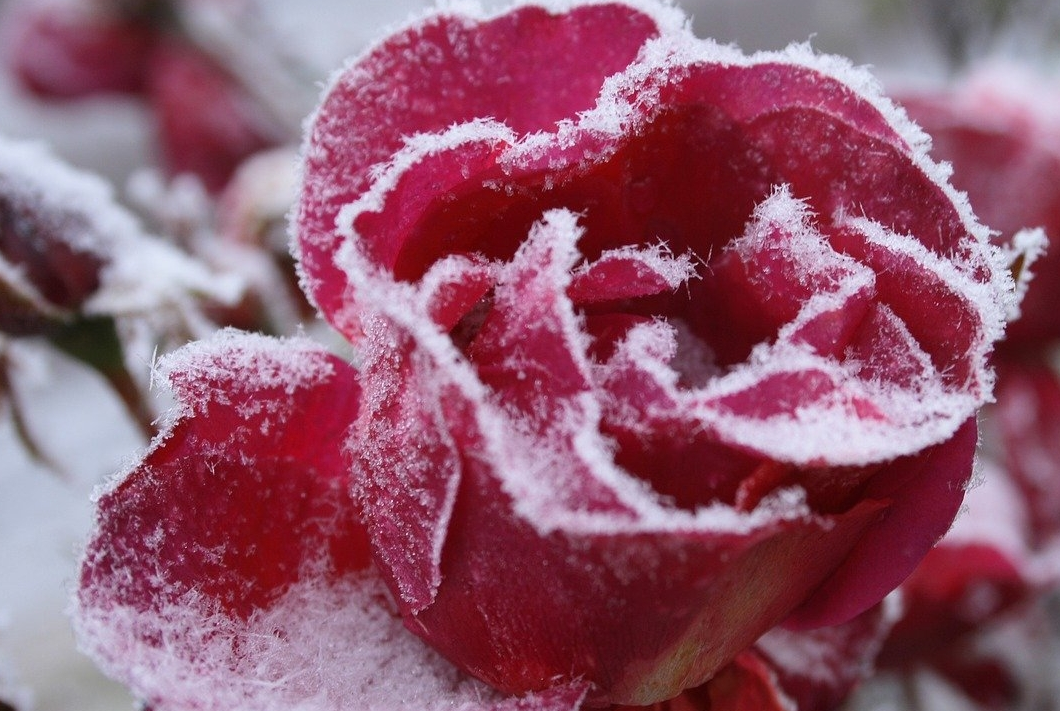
[293,0,1011,705]
[74,1,1013,708]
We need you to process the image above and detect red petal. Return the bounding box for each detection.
[295,3,661,336]
[78,331,366,620]
[787,417,979,628]
[568,243,696,305]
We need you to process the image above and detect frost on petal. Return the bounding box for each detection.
[76,331,372,708]
[295,2,665,336]
[297,2,1011,705]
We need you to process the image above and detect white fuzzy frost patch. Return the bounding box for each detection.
[75,571,506,711]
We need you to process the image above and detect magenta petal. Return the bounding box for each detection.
[786,417,979,628]
[296,3,662,335]
[568,243,696,304]
[77,331,365,615]
[352,319,471,612]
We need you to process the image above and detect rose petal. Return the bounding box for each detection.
[77,330,588,711]
[786,417,979,628]
[296,2,667,336]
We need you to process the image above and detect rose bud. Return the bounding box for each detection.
[293,0,1012,706]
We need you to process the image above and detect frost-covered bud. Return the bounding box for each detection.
[0,139,133,334]
[292,1,1013,705]
[0,137,238,335]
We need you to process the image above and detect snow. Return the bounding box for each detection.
[0,343,141,711]
[75,570,509,711]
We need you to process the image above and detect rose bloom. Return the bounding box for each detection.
[75,1,1013,709]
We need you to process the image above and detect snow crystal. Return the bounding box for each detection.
[75,569,508,711]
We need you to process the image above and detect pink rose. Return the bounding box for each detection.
[75,1,1013,709]
[294,0,1009,704]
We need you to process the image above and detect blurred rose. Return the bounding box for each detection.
[6,0,288,191]
[898,66,1060,350]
